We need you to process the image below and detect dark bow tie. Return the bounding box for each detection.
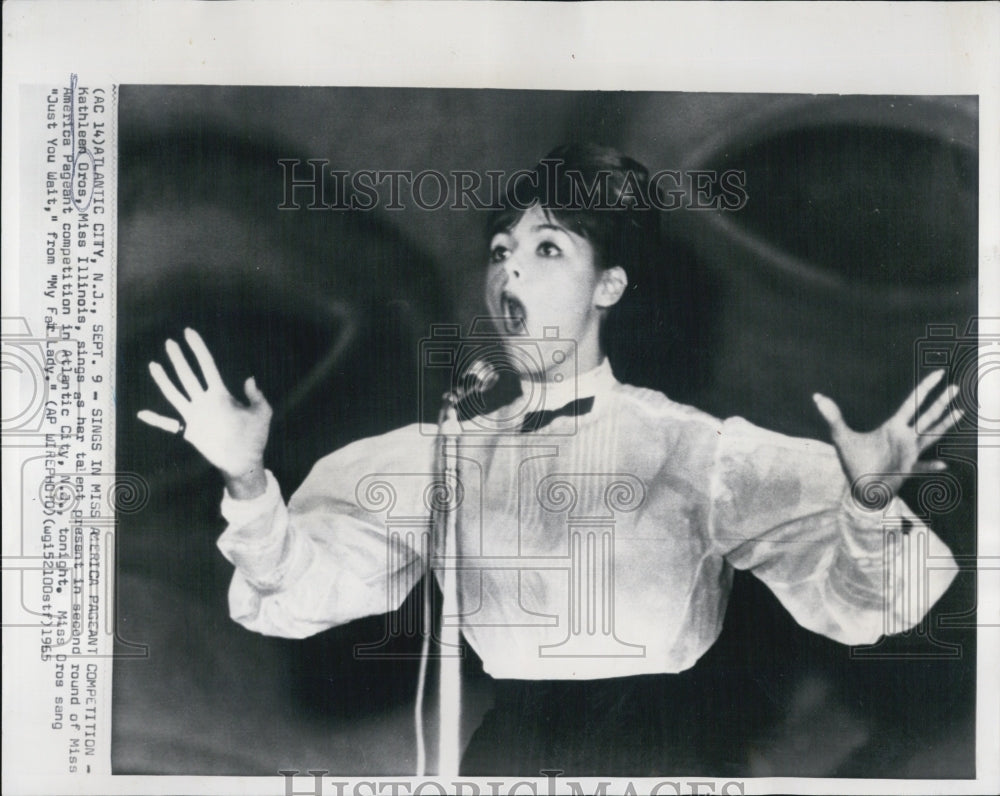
[519,395,595,433]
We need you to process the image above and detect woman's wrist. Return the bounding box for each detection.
[224,464,268,500]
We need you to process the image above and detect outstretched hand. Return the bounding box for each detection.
[812,369,962,499]
[137,328,272,492]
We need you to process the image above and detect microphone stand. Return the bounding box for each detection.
[417,361,496,778]
[415,388,464,778]
[436,389,464,778]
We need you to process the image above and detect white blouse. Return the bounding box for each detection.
[217,360,956,680]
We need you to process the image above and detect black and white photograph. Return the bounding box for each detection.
[2,3,998,796]
[113,84,981,782]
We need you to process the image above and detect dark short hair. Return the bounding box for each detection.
[486,143,662,354]
[487,143,659,270]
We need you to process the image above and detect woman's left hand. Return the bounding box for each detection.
[812,369,963,497]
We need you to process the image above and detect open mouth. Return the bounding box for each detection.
[500,292,527,335]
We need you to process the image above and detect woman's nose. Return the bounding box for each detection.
[503,253,521,280]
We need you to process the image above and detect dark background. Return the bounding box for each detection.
[112,88,978,776]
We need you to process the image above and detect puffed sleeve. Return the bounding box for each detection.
[708,417,958,646]
[215,423,437,638]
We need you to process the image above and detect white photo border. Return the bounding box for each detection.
[3,2,998,795]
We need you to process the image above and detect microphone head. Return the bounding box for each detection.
[463,358,499,396]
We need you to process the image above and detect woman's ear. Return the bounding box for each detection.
[594,266,628,309]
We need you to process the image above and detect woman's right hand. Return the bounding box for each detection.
[137,328,273,499]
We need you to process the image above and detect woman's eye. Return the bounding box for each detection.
[489,245,509,264]
[537,241,561,257]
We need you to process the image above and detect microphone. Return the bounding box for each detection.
[439,358,499,426]
[459,358,499,400]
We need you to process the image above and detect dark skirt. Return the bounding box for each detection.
[460,669,747,777]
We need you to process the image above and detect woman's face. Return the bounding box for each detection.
[485,204,614,381]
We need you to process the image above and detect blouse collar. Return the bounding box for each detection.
[518,357,617,412]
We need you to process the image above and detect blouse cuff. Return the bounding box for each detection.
[839,486,892,565]
[217,470,294,588]
[221,469,282,527]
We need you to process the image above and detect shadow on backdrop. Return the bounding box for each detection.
[113,123,454,774]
